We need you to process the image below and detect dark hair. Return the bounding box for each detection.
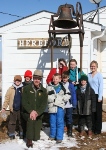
[62,71,69,78]
[69,59,77,65]
[58,58,67,66]
[69,59,77,69]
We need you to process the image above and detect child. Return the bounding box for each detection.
[22,70,32,86]
[46,58,68,85]
[47,73,70,143]
[62,71,77,137]
[1,75,23,139]
[76,75,96,138]
[21,70,32,138]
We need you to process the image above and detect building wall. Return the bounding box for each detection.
[1,12,92,103]
[84,7,106,103]
[101,42,106,102]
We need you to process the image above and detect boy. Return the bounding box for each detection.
[76,75,96,138]
[47,73,70,143]
[62,71,77,137]
[46,58,68,85]
[1,75,23,139]
[21,70,32,138]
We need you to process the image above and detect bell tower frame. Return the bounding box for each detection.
[48,2,84,71]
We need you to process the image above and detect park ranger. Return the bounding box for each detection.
[22,69,48,148]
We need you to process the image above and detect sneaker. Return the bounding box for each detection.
[9,135,15,140]
[88,130,92,138]
[56,140,62,143]
[48,137,55,141]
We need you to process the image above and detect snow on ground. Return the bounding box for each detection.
[0,122,106,150]
[101,122,106,132]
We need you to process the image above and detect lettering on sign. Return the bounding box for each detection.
[17,37,71,49]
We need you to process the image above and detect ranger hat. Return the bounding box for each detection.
[14,75,22,82]
[33,70,43,78]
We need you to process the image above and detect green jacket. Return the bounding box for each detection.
[21,82,48,141]
[22,82,48,117]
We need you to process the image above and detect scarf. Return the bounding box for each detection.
[80,85,87,93]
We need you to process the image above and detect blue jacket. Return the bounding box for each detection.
[13,87,22,111]
[69,82,77,108]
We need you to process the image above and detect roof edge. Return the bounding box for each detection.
[83,5,106,15]
[0,10,55,28]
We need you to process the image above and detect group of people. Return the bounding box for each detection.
[1,58,103,148]
[1,69,47,148]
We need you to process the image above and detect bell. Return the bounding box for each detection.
[53,6,77,29]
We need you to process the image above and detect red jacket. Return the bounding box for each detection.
[46,66,68,84]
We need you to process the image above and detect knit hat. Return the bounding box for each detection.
[24,70,32,79]
[80,75,88,82]
[14,75,22,82]
[33,70,43,77]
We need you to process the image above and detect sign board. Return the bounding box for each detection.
[17,37,71,49]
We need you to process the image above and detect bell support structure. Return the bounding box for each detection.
[48,2,84,71]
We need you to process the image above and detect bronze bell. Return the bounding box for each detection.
[53,6,77,29]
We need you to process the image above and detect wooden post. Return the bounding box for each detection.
[51,45,53,69]
[79,33,84,72]
[80,46,83,72]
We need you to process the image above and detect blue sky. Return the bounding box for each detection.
[0,0,105,60]
[0,0,105,26]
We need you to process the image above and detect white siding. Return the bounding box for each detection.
[101,42,106,101]
[0,12,94,103]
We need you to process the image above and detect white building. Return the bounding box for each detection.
[0,7,106,104]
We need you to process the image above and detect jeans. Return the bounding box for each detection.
[65,107,73,125]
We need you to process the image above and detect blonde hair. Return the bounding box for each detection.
[90,60,98,68]
[53,73,61,78]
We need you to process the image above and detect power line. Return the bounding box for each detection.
[0,12,22,18]
[84,7,106,21]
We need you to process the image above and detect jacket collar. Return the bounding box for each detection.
[11,83,23,89]
[31,82,44,92]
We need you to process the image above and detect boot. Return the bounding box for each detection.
[67,124,72,137]
[48,137,55,141]
[79,125,84,137]
[79,130,85,137]
[64,126,67,132]
[56,140,62,143]
[20,135,23,139]
[88,130,92,138]
[9,135,15,140]
[26,139,33,148]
